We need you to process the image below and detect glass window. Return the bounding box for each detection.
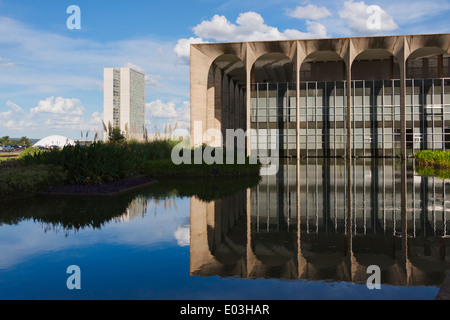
[317,82,325,107]
[354,81,363,106]
[444,79,450,105]
[336,82,345,107]
[394,80,401,106]
[364,81,373,106]
[307,83,316,107]
[434,79,443,105]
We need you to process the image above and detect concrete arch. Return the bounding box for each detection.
[246,40,297,75]
[191,42,247,66]
[204,54,246,146]
[350,36,403,63]
[300,50,346,82]
[406,34,450,59]
[252,52,295,83]
[352,48,399,80]
[298,38,350,67]
[191,34,450,157]
[406,46,448,79]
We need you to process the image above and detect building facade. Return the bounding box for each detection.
[190,34,450,158]
[103,67,146,141]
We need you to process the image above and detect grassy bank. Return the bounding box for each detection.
[414,150,450,168]
[0,140,261,201]
[0,154,17,162]
[414,150,450,180]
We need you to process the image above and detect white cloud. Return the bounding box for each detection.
[124,62,145,73]
[146,99,178,118]
[44,116,82,128]
[175,12,329,62]
[89,112,103,126]
[193,12,328,42]
[287,4,332,20]
[174,37,206,63]
[0,56,15,68]
[145,99,190,132]
[6,100,24,113]
[146,99,189,120]
[0,16,187,109]
[0,100,36,130]
[384,1,450,25]
[174,225,190,247]
[31,97,85,115]
[3,119,37,130]
[339,0,398,34]
[145,74,163,87]
[0,110,12,120]
[5,120,15,128]
[43,111,103,132]
[0,97,103,134]
[1,62,15,68]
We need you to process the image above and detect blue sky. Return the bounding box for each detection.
[0,0,449,140]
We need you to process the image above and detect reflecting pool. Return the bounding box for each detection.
[0,160,448,300]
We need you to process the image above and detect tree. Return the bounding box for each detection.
[108,127,125,143]
[19,136,31,146]
[0,136,10,144]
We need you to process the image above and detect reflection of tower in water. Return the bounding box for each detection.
[119,196,177,222]
[190,159,450,286]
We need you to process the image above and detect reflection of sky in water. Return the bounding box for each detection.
[0,195,192,297]
[0,197,191,270]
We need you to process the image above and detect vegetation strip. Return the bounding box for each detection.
[0,140,261,201]
[414,150,450,168]
[39,178,158,197]
[414,150,450,180]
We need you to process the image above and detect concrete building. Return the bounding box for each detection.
[103,67,146,141]
[190,33,450,158]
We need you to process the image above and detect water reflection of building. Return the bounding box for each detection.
[190,160,450,286]
[118,196,149,222]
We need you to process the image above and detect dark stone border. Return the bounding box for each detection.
[37,179,158,198]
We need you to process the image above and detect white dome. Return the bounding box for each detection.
[33,135,76,149]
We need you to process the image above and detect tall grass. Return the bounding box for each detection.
[19,140,176,185]
[0,164,66,201]
[17,140,259,186]
[414,150,450,168]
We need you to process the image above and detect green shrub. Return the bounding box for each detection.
[415,150,450,168]
[16,140,261,186]
[0,165,66,201]
[18,140,179,185]
[17,147,42,159]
